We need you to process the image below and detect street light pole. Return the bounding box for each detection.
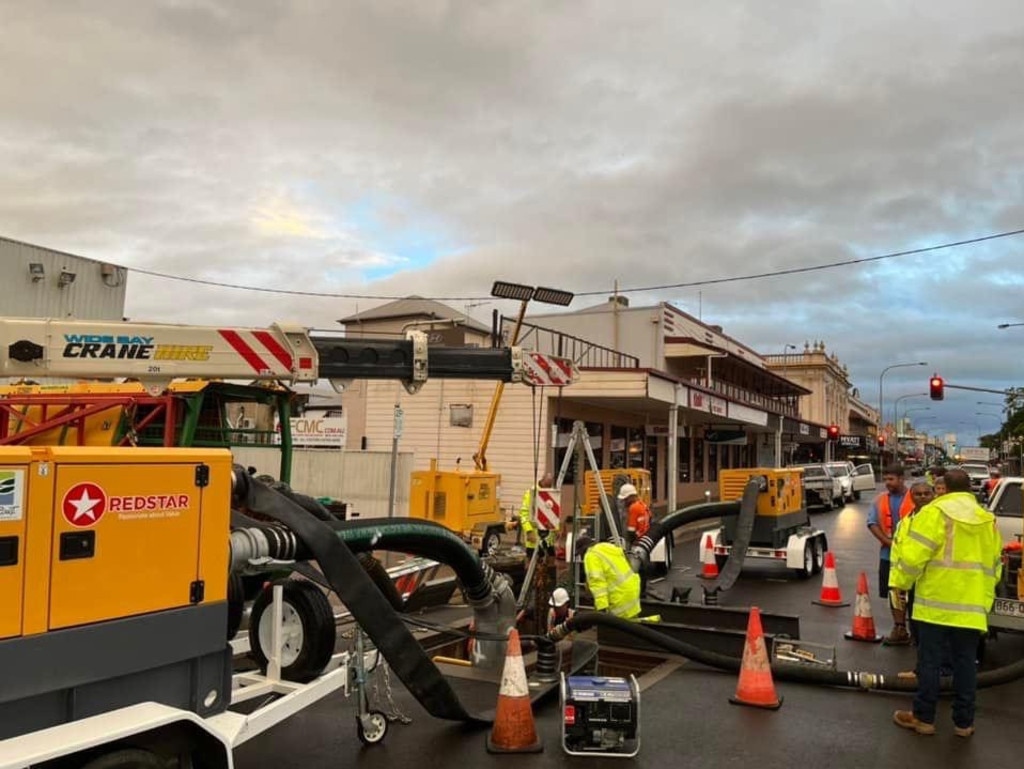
[893,392,928,432]
[879,361,928,461]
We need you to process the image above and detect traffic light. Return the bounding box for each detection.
[827,424,840,440]
[878,434,886,447]
[929,374,944,401]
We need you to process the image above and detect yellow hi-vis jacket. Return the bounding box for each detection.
[889,492,1003,632]
[583,542,641,620]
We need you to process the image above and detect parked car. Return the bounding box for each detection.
[826,462,855,503]
[845,461,876,501]
[987,476,1023,546]
[790,463,844,511]
[960,463,991,494]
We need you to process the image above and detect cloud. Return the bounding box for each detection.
[2,1,1024,441]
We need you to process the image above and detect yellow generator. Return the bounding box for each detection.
[582,468,652,517]
[0,445,234,738]
[706,467,827,579]
[409,460,509,556]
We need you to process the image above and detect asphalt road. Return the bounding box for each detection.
[234,489,1024,768]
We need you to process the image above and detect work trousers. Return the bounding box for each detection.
[913,621,981,729]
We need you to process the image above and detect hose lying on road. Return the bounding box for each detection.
[550,611,1024,692]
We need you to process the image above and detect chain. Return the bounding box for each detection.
[371,660,412,724]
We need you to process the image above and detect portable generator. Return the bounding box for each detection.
[560,674,640,757]
[0,445,234,740]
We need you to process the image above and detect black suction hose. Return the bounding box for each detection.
[634,500,740,561]
[230,510,406,610]
[551,612,1024,692]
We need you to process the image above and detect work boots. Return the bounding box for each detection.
[883,624,912,646]
[893,711,935,735]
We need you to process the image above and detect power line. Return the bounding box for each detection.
[127,226,1024,302]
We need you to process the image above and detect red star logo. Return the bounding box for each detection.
[62,482,107,527]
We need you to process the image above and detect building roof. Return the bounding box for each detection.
[337,296,491,333]
[0,235,126,268]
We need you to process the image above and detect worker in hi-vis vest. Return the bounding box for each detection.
[574,534,641,620]
[518,472,556,555]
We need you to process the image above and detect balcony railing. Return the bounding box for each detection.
[688,376,800,418]
[503,318,640,369]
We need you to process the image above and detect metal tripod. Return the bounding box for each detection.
[516,420,624,614]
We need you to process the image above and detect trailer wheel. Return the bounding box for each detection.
[249,579,336,683]
[811,537,825,575]
[80,748,165,769]
[227,572,245,641]
[794,542,814,579]
[481,528,503,556]
[357,710,389,745]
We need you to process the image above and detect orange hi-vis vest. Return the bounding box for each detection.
[878,490,915,536]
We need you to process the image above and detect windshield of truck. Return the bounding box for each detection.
[962,464,989,475]
[827,463,850,477]
[802,466,826,478]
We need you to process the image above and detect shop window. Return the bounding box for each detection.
[609,425,629,469]
[627,428,645,469]
[721,444,732,470]
[677,437,691,482]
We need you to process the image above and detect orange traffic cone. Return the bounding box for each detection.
[844,571,883,643]
[486,628,543,753]
[812,551,850,607]
[729,606,782,710]
[700,534,719,579]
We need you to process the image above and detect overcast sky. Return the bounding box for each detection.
[3,1,1023,445]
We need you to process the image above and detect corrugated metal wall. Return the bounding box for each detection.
[231,447,413,519]
[0,237,127,320]
[361,379,551,514]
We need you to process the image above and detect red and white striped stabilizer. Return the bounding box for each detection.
[522,352,576,387]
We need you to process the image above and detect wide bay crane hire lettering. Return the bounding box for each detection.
[63,334,212,362]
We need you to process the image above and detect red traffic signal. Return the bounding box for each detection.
[878,434,886,447]
[827,424,840,440]
[929,375,944,401]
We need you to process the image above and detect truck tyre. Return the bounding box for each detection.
[249,579,336,683]
[853,490,861,502]
[80,749,165,769]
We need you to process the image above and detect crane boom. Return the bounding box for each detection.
[0,317,575,394]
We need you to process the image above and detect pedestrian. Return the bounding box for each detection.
[867,464,915,644]
[618,483,651,548]
[888,481,935,646]
[984,469,1001,502]
[574,534,642,620]
[890,468,1003,737]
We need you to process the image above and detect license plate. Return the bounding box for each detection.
[992,598,1024,618]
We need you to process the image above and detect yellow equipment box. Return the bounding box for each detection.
[0,445,232,641]
[719,468,803,517]
[409,461,506,553]
[582,469,652,516]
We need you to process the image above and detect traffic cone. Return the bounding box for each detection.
[843,571,883,643]
[486,628,543,753]
[811,551,850,607]
[729,606,782,710]
[700,534,719,579]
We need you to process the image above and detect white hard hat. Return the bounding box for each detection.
[617,483,638,501]
[549,587,570,607]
